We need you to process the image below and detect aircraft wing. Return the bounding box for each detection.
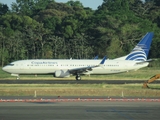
[69,56,106,75]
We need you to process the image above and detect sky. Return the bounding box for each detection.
[0,0,104,10]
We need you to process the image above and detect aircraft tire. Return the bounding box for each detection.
[76,75,81,81]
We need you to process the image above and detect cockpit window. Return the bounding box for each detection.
[8,64,14,66]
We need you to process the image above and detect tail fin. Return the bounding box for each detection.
[115,32,154,61]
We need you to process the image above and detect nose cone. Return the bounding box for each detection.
[2,66,6,71]
[2,66,8,72]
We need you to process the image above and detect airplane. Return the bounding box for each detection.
[2,32,154,80]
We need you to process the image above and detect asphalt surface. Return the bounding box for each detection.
[0,80,160,84]
[0,79,160,120]
[0,101,160,120]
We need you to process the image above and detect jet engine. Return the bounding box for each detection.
[54,70,70,78]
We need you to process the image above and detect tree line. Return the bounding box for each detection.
[0,0,160,66]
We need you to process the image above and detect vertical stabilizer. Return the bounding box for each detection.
[115,32,154,61]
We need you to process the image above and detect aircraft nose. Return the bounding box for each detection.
[2,66,8,72]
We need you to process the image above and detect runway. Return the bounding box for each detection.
[0,80,159,120]
[0,101,160,120]
[1,79,160,84]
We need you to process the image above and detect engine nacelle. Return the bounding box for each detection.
[54,70,70,78]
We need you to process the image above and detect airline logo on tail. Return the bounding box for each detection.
[125,32,154,61]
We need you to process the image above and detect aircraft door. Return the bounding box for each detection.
[20,63,24,70]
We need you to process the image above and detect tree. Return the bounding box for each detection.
[0,26,9,66]
[1,0,160,66]
[11,0,55,16]
[0,3,9,15]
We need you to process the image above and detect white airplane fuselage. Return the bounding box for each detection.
[2,59,148,75]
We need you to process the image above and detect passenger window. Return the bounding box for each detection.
[9,64,14,66]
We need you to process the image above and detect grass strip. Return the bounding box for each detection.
[0,84,159,97]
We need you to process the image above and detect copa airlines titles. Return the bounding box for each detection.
[31,61,58,64]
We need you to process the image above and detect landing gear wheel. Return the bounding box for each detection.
[76,75,81,81]
[16,76,20,80]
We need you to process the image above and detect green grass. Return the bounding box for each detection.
[0,84,159,97]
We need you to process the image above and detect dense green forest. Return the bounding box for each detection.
[0,0,160,66]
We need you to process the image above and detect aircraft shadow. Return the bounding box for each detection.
[148,87,160,90]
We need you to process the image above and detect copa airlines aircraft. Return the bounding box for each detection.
[2,32,154,80]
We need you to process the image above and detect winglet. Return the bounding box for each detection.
[100,56,106,64]
[94,55,98,60]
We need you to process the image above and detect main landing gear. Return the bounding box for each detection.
[75,74,81,80]
[16,76,20,80]
[11,74,20,80]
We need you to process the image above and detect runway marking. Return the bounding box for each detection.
[111,108,134,120]
[0,98,160,102]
